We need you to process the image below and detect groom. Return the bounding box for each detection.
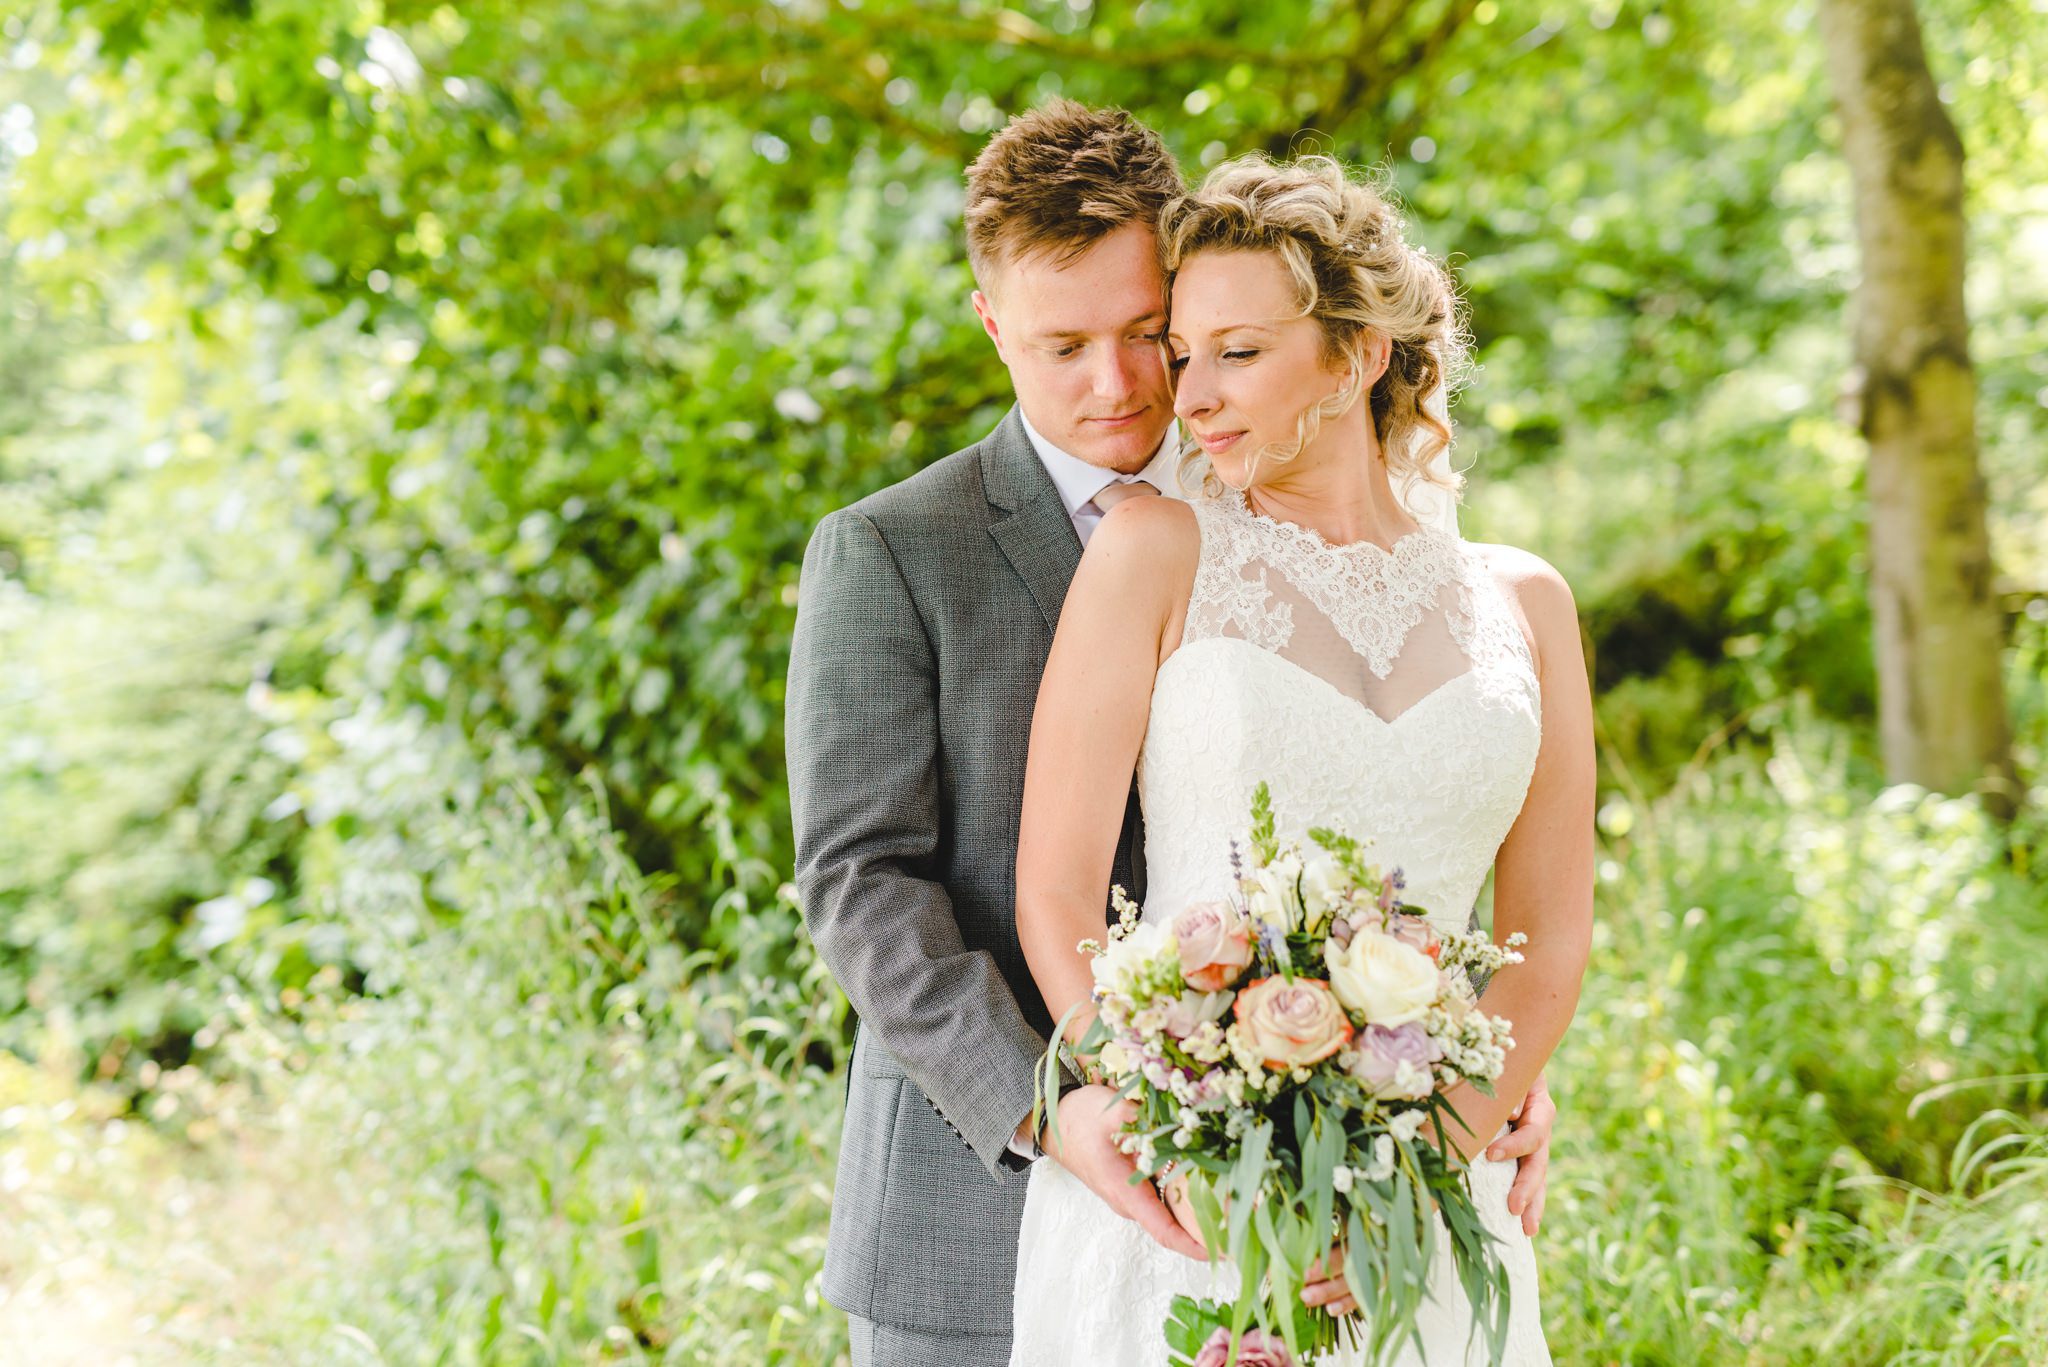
[786,100,1556,1365]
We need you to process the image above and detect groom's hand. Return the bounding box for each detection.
[1485,1068,1556,1236]
[1041,1084,1208,1262]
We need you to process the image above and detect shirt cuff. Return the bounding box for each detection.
[1007,1114,1040,1162]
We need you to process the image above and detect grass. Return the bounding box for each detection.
[1534,718,2048,1364]
[2,706,2044,1365]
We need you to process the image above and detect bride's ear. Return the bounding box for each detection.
[1334,335,1390,406]
[1359,332,1393,389]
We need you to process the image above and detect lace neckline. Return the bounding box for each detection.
[1190,489,1473,679]
[1220,488,1459,564]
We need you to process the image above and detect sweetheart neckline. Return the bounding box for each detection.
[1154,634,1495,731]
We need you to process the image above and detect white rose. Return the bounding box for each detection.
[1324,932,1439,1027]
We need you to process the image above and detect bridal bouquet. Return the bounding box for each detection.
[1044,784,1526,1367]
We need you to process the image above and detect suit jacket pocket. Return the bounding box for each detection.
[822,1064,899,1319]
[856,1026,911,1081]
[866,1080,1030,1336]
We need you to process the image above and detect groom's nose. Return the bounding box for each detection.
[1088,344,1140,404]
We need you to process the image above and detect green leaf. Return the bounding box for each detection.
[1249,781,1277,864]
[1164,1295,1230,1364]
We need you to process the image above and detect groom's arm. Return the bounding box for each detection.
[786,507,1048,1178]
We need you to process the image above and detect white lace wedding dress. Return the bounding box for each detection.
[1009,489,1552,1365]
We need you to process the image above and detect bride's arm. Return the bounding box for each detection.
[1015,497,1200,1045]
[1440,549,1596,1161]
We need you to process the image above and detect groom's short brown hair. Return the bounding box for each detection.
[964,99,1183,292]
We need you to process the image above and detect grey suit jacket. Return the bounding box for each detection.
[785,407,1146,1337]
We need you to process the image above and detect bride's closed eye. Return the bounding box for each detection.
[1167,348,1260,373]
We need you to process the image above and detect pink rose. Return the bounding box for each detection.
[1233,976,1353,1070]
[1347,1021,1443,1099]
[1192,1326,1298,1367]
[1173,900,1255,992]
[1383,912,1442,962]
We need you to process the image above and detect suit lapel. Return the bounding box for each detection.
[979,406,1147,918]
[982,407,1083,635]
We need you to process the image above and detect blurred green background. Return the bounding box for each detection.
[2,0,2045,1362]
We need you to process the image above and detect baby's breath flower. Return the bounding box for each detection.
[1360,1134,1396,1182]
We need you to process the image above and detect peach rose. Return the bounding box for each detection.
[1172,901,1255,992]
[1232,976,1353,1070]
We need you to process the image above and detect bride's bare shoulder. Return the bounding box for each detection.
[1082,496,1201,575]
[1467,540,1571,597]
[1466,541,1579,672]
[1072,496,1203,629]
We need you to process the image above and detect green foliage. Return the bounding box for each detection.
[0,0,2045,1360]
[1534,709,2048,1362]
[4,0,2042,1027]
[5,705,2042,1362]
[227,727,849,1362]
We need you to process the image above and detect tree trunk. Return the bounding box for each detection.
[1817,0,2018,817]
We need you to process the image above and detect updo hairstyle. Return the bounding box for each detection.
[1158,155,1472,500]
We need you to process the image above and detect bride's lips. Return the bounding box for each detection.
[1193,428,1246,455]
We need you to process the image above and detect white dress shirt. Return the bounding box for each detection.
[1018,409,1182,547]
[1005,411,1181,1161]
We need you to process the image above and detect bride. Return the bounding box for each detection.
[1006,155,1594,1365]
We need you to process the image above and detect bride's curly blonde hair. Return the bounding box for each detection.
[1159,154,1472,502]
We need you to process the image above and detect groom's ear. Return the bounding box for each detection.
[972,289,1009,363]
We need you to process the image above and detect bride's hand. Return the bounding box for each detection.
[1485,1068,1556,1236]
[1042,1085,1209,1263]
[1301,1247,1358,1318]
[1157,1165,1210,1254]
